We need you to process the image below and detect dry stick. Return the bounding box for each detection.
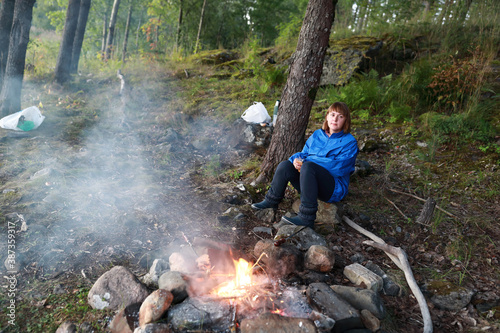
[384,196,410,221]
[389,188,456,218]
[364,240,433,333]
[342,216,433,333]
[342,216,403,271]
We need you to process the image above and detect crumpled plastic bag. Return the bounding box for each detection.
[241,102,271,124]
[0,106,45,131]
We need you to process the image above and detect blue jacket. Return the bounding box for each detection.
[289,129,358,202]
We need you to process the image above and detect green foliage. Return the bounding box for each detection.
[203,155,222,179]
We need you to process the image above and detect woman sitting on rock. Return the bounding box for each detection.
[252,102,359,228]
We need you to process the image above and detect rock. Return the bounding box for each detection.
[278,286,314,318]
[139,289,174,328]
[305,245,335,272]
[167,297,233,332]
[292,200,342,225]
[320,37,383,86]
[55,321,77,333]
[133,323,171,333]
[353,159,374,177]
[4,252,25,273]
[240,313,317,333]
[253,239,275,261]
[425,280,475,311]
[274,224,327,251]
[158,271,189,304]
[254,208,276,223]
[360,309,380,332]
[229,119,274,149]
[109,303,141,333]
[169,252,197,274]
[253,226,273,235]
[267,243,304,278]
[307,282,363,333]
[88,266,150,311]
[330,285,386,319]
[343,263,383,292]
[141,259,169,288]
[365,261,401,296]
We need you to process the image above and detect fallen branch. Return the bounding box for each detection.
[389,188,456,218]
[364,240,433,333]
[342,216,433,333]
[384,196,410,221]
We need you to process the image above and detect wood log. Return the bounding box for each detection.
[416,197,436,225]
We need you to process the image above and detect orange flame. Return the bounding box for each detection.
[212,258,254,298]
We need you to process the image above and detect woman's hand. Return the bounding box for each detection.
[293,157,303,172]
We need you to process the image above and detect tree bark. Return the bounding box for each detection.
[256,0,337,184]
[194,0,207,54]
[0,0,16,91]
[0,0,36,117]
[70,0,92,74]
[105,0,121,60]
[55,0,81,84]
[175,0,183,52]
[101,13,108,56]
[122,3,133,62]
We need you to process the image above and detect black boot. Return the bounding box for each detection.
[281,215,314,228]
[251,200,278,210]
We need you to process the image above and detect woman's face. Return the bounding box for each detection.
[326,110,346,133]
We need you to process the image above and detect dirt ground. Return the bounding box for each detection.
[0,66,499,332]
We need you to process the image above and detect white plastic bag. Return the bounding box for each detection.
[0,106,45,131]
[241,102,271,124]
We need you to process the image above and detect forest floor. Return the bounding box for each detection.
[0,61,499,332]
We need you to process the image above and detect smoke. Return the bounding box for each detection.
[0,76,249,280]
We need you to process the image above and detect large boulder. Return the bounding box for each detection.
[88,266,150,311]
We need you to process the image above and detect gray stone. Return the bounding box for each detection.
[88,266,149,311]
[365,261,401,296]
[344,263,383,292]
[275,224,327,251]
[240,313,317,333]
[305,245,335,272]
[158,271,189,304]
[169,251,197,274]
[331,285,386,319]
[254,208,276,223]
[253,226,273,235]
[307,283,363,333]
[134,323,171,333]
[167,297,232,331]
[56,321,77,333]
[426,280,475,311]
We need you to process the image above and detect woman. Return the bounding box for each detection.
[252,102,359,228]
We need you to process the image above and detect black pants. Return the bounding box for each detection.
[265,160,335,222]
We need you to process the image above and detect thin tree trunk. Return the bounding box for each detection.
[457,0,473,22]
[0,0,36,117]
[194,0,207,54]
[122,3,133,63]
[101,13,108,56]
[105,0,121,60]
[0,0,16,92]
[71,0,92,74]
[176,0,183,52]
[256,0,338,183]
[55,0,81,84]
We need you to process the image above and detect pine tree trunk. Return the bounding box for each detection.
[70,0,92,74]
[256,0,338,183]
[194,0,207,54]
[55,0,81,84]
[122,3,133,63]
[105,0,121,60]
[101,13,108,56]
[0,0,36,117]
[176,0,183,52]
[0,0,16,91]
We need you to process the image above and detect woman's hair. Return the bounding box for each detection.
[322,102,352,134]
